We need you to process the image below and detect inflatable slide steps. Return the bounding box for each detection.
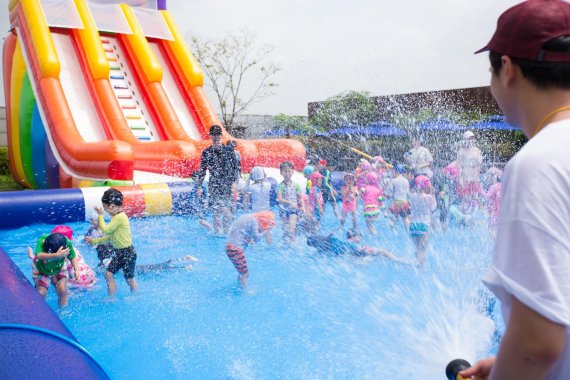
[101,36,153,142]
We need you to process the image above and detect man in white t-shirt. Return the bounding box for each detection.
[403,137,433,177]
[460,1,570,379]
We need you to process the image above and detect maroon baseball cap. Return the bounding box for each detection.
[475,0,570,62]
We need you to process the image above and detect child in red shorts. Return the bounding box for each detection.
[225,210,276,285]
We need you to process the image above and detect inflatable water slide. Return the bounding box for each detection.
[3,0,305,189]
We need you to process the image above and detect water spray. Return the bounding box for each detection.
[305,124,394,168]
[445,359,471,380]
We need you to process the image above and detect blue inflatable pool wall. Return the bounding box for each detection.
[0,248,109,379]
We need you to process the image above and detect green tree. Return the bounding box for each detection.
[309,90,377,130]
[187,30,280,133]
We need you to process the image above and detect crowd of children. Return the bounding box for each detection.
[28,131,501,307]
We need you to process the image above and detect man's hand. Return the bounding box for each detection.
[459,357,495,380]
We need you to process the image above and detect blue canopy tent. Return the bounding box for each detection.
[469,115,519,131]
[329,122,406,137]
[262,127,328,138]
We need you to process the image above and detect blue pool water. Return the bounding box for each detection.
[0,209,501,379]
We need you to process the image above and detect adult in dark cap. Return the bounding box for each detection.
[461,1,570,379]
[194,125,240,234]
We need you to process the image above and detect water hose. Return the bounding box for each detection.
[445,358,471,380]
[0,323,109,379]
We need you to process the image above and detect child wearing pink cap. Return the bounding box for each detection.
[50,226,96,289]
[355,159,372,190]
[27,226,81,307]
[409,175,436,265]
[360,171,384,236]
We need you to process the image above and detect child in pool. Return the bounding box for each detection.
[85,213,114,269]
[306,229,410,263]
[361,171,384,236]
[385,164,411,231]
[316,159,339,220]
[306,172,325,234]
[129,255,199,274]
[355,159,372,190]
[345,229,411,263]
[244,166,271,212]
[47,225,96,289]
[409,175,437,265]
[27,229,80,307]
[276,161,304,243]
[85,188,138,296]
[480,167,502,237]
[340,172,359,231]
[302,165,314,195]
[225,211,276,285]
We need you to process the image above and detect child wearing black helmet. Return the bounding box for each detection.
[86,188,138,296]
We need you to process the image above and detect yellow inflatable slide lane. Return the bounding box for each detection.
[4,0,306,189]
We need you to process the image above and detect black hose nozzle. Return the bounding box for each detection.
[445,358,471,380]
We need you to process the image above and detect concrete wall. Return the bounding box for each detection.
[0,107,6,147]
[308,86,501,120]
[232,114,279,138]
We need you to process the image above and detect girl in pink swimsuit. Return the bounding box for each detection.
[361,171,384,236]
[340,173,359,230]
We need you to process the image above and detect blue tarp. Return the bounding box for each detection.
[469,115,519,131]
[262,128,306,137]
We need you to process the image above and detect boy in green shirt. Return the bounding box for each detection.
[28,232,79,307]
[86,188,138,296]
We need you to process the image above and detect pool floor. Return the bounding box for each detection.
[0,208,500,379]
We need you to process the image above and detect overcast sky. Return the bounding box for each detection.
[0,0,521,115]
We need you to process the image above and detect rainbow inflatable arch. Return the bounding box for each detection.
[3,0,305,189]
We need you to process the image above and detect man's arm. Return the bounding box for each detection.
[220,146,237,183]
[462,296,565,380]
[195,149,209,185]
